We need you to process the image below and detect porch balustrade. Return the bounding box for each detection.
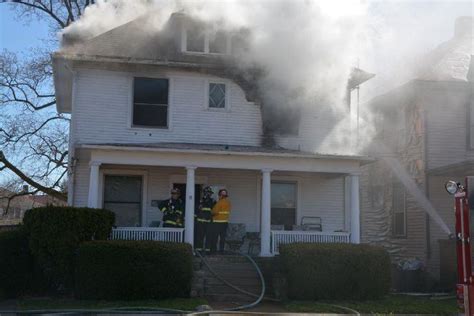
[110,227,184,243]
[271,230,351,254]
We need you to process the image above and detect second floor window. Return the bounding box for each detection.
[209,83,226,109]
[133,77,169,128]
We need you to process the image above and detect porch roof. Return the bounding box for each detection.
[80,142,373,162]
[79,142,371,174]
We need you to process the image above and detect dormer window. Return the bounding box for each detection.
[209,31,227,54]
[186,24,205,52]
[182,22,231,54]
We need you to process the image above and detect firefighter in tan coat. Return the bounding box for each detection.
[210,189,231,254]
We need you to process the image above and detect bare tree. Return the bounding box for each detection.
[0,1,95,213]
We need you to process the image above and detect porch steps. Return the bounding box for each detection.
[194,254,272,303]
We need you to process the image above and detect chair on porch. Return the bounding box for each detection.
[271,224,285,231]
[300,216,322,231]
[225,223,246,252]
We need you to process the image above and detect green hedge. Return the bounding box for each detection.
[23,206,115,290]
[75,240,193,300]
[280,243,391,300]
[0,229,33,298]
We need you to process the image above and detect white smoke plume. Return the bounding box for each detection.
[61,0,367,154]
[60,0,472,155]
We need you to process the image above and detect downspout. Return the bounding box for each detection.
[64,61,76,206]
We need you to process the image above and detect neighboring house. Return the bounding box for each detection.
[53,12,372,256]
[0,187,66,227]
[360,17,473,283]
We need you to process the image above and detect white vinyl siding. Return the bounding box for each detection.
[72,69,261,147]
[424,82,472,170]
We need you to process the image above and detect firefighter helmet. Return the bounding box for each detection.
[203,186,213,197]
[171,188,181,195]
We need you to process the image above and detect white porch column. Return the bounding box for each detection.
[260,168,272,256]
[87,161,101,208]
[350,174,361,244]
[184,166,196,247]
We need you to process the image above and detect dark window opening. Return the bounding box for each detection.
[133,77,169,128]
[264,106,301,136]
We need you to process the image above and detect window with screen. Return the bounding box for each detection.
[103,175,142,227]
[271,182,297,230]
[209,83,226,109]
[392,180,407,237]
[133,77,169,128]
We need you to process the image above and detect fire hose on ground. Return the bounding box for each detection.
[193,250,361,315]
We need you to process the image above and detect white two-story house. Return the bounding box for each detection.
[53,12,371,256]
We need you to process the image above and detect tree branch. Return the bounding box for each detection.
[0,150,67,201]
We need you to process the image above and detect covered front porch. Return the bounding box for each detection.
[76,143,368,256]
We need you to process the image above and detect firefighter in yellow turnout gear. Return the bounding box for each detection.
[210,189,231,254]
[194,186,216,252]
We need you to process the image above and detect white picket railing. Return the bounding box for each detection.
[111,227,184,243]
[271,230,351,254]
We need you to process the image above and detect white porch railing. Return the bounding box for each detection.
[271,230,351,254]
[111,227,184,243]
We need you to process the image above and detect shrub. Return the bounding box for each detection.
[0,229,32,298]
[22,206,115,291]
[280,243,391,300]
[75,240,193,300]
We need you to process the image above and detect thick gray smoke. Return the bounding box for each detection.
[62,0,367,154]
[60,0,472,155]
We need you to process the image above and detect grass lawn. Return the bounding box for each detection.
[285,294,458,315]
[14,297,207,312]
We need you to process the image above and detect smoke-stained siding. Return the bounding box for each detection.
[361,82,428,266]
[72,164,346,233]
[273,106,342,153]
[71,68,262,147]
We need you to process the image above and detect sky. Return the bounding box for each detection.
[0,4,53,52]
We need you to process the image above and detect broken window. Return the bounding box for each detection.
[392,180,407,237]
[209,83,226,108]
[209,31,227,54]
[133,77,169,128]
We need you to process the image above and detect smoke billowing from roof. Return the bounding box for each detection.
[59,0,472,155]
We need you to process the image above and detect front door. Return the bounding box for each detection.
[173,183,202,211]
[103,175,142,227]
